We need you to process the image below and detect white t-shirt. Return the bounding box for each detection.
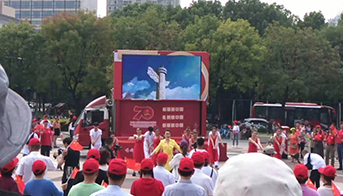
[191,169,214,196]
[16,151,57,183]
[202,166,217,187]
[188,149,207,158]
[232,125,240,133]
[153,166,175,187]
[90,128,102,149]
[22,132,38,155]
[40,120,52,128]
[317,186,340,196]
[303,153,326,170]
[144,131,155,148]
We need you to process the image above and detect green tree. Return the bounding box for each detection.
[298,11,326,30]
[41,11,114,111]
[261,24,341,102]
[223,0,296,35]
[209,19,267,99]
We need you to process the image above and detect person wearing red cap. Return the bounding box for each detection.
[293,164,318,196]
[24,160,63,196]
[325,127,335,166]
[16,138,58,183]
[0,158,20,193]
[313,125,325,158]
[153,153,175,187]
[232,121,240,147]
[317,165,341,195]
[164,157,206,196]
[191,152,214,196]
[71,149,108,187]
[68,159,104,196]
[336,123,343,171]
[22,119,40,156]
[130,158,164,196]
[40,114,53,128]
[41,119,54,157]
[201,151,217,187]
[90,158,131,196]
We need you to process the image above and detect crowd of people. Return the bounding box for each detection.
[3,113,343,196]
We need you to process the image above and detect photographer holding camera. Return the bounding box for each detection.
[57,138,80,196]
[102,137,122,159]
[189,137,207,158]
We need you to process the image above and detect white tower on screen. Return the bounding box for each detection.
[147,66,170,100]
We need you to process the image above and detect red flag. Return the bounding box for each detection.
[126,158,136,170]
[70,167,79,179]
[15,175,25,194]
[69,141,83,151]
[102,180,108,188]
[332,181,341,196]
[134,163,141,171]
[305,179,317,190]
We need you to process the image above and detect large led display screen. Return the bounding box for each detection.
[122,55,202,100]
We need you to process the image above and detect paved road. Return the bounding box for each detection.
[19,135,343,193]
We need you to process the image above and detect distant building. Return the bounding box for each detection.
[0,1,19,28]
[107,0,180,16]
[4,0,97,27]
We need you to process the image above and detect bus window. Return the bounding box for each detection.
[83,110,104,127]
[320,109,329,125]
[254,106,267,119]
[269,107,282,120]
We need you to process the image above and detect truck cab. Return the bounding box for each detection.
[74,96,110,147]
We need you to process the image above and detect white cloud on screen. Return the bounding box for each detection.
[122,77,150,97]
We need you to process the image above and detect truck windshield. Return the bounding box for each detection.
[84,110,104,126]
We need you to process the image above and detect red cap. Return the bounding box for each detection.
[156,153,169,165]
[73,116,77,120]
[319,165,336,177]
[28,138,40,146]
[87,149,100,160]
[32,160,46,175]
[83,158,99,174]
[202,151,210,162]
[192,151,205,164]
[330,125,335,130]
[1,158,19,172]
[108,158,127,175]
[43,119,48,123]
[140,158,154,171]
[32,118,38,122]
[293,164,308,179]
[233,120,238,125]
[179,157,194,172]
[316,125,321,128]
[43,114,48,118]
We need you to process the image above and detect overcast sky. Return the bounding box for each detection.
[98,0,343,20]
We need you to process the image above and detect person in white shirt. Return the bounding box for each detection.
[232,120,240,147]
[169,140,189,182]
[201,151,217,187]
[23,125,39,156]
[144,127,155,158]
[40,114,53,128]
[16,138,58,183]
[90,123,102,150]
[153,152,175,187]
[189,137,207,158]
[302,150,326,189]
[191,152,214,196]
[91,158,131,196]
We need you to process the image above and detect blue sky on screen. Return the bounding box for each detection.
[122,55,201,100]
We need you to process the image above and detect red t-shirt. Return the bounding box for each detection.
[314,132,325,142]
[130,178,164,196]
[336,130,343,144]
[40,128,53,146]
[326,134,335,145]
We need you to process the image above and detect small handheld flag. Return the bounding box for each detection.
[332,181,341,196]
[69,141,83,151]
[305,179,317,190]
[15,175,25,194]
[70,167,79,179]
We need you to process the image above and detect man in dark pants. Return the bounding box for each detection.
[336,126,343,170]
[302,150,325,189]
[58,138,80,196]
